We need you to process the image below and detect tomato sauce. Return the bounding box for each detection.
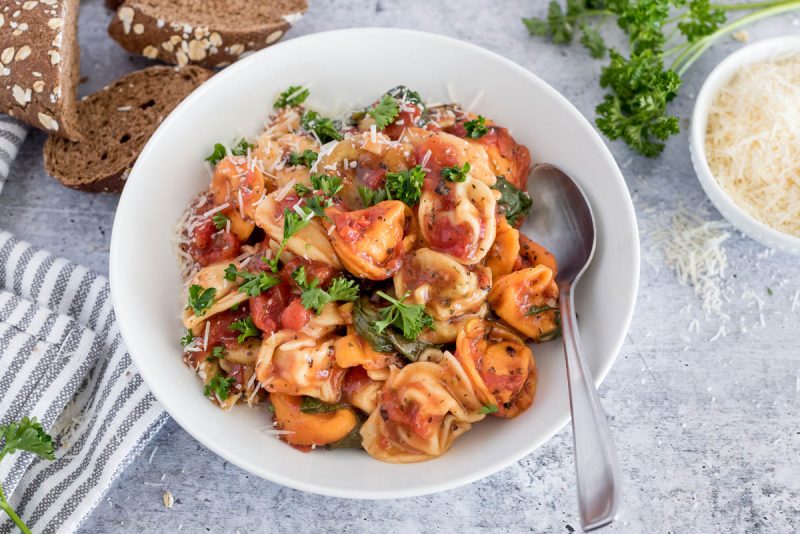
[249,282,290,335]
[281,257,338,289]
[279,299,311,330]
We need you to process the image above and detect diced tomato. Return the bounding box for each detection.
[190,220,241,267]
[206,306,251,350]
[382,388,442,440]
[332,210,373,243]
[279,299,311,331]
[383,105,422,140]
[281,257,338,289]
[249,282,290,335]
[342,366,371,403]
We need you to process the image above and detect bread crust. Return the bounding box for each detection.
[0,0,82,140]
[108,1,307,68]
[43,65,213,193]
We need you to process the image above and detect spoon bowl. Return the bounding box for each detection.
[527,163,622,531]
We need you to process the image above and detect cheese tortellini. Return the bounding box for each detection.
[177,85,564,463]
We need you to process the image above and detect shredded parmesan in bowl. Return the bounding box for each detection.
[704,53,800,238]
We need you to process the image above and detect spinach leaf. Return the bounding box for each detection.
[493,176,532,226]
[353,298,437,362]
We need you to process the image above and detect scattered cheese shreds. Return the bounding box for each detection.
[705,54,800,238]
[654,208,731,321]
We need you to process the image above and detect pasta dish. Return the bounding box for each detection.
[175,85,562,463]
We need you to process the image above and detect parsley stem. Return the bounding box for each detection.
[0,486,32,534]
[713,0,792,10]
[672,0,800,75]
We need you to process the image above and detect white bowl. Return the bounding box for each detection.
[690,35,800,254]
[109,28,639,498]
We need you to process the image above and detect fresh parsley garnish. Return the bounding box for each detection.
[386,85,423,105]
[441,162,470,182]
[294,183,313,197]
[478,404,499,415]
[374,291,434,340]
[187,285,216,316]
[204,375,236,400]
[224,264,281,297]
[274,85,310,109]
[493,176,532,226]
[353,298,436,362]
[304,195,333,222]
[293,266,359,314]
[368,94,400,130]
[230,316,259,343]
[205,143,227,166]
[301,110,343,142]
[463,115,489,139]
[266,207,315,271]
[385,165,426,206]
[230,138,254,156]
[0,417,55,533]
[310,174,343,196]
[180,329,194,347]
[207,346,226,362]
[289,149,318,167]
[357,185,388,208]
[211,212,229,230]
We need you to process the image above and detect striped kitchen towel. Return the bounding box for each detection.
[0,117,27,195]
[0,117,168,533]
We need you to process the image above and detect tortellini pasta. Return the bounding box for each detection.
[488,265,560,341]
[255,331,345,403]
[325,200,417,280]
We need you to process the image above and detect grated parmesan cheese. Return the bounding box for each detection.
[705,54,800,238]
[654,208,731,321]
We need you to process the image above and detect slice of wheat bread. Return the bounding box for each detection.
[0,0,82,140]
[43,65,212,192]
[108,0,308,68]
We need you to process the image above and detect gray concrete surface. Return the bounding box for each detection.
[1,0,799,532]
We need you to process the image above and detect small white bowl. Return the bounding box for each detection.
[690,35,800,254]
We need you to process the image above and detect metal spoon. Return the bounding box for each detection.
[526,163,621,531]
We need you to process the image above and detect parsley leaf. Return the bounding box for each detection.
[678,0,726,43]
[204,375,236,400]
[225,265,281,297]
[304,195,333,222]
[310,174,343,196]
[267,207,315,271]
[187,285,216,316]
[463,115,489,139]
[385,85,423,105]
[294,183,313,197]
[357,185,388,208]
[368,94,400,130]
[353,299,437,362]
[0,416,55,461]
[205,143,227,166]
[579,23,606,58]
[301,110,343,142]
[230,316,259,343]
[385,165,426,206]
[493,176,533,226]
[274,85,310,109]
[288,149,318,167]
[212,212,229,230]
[375,291,434,340]
[441,162,470,182]
[0,417,55,533]
[180,329,194,347]
[230,138,254,156]
[293,267,359,314]
[478,404,499,415]
[207,346,226,362]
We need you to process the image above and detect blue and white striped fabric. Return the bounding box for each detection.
[0,120,167,533]
[0,118,27,195]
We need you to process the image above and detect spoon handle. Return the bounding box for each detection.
[560,287,621,531]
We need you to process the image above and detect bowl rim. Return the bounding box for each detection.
[110,27,640,498]
[689,35,800,254]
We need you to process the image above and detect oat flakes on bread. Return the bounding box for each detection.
[43,65,212,193]
[0,0,81,140]
[107,0,308,68]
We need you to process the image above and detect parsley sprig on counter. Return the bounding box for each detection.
[523,0,800,157]
[0,417,55,534]
[292,266,359,314]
